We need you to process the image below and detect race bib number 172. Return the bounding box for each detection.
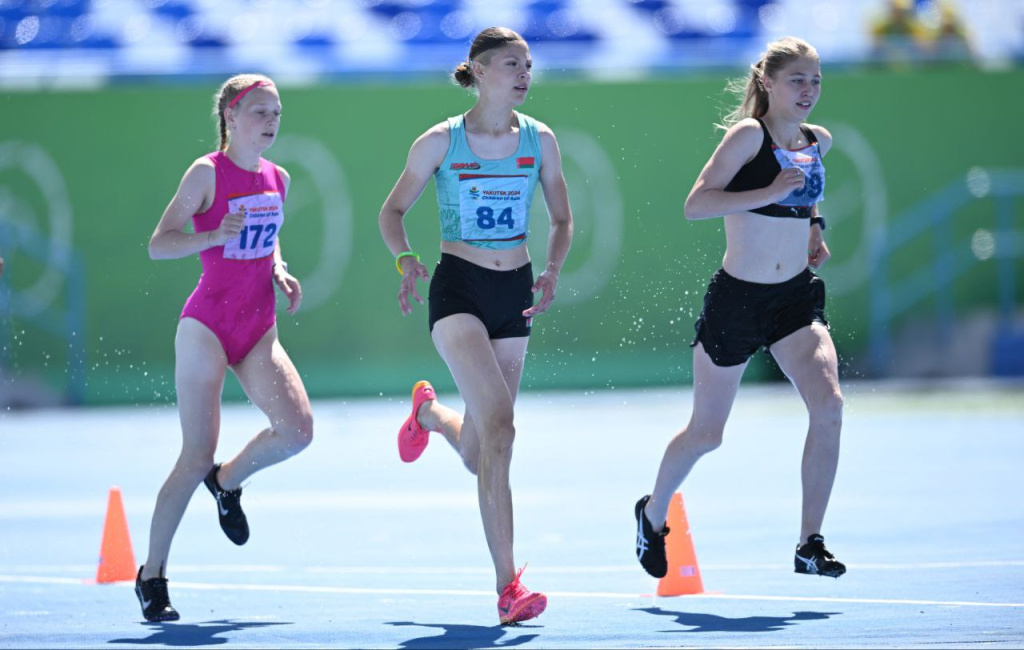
[223,192,284,260]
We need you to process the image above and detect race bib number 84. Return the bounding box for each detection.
[223,192,284,260]
[458,174,528,243]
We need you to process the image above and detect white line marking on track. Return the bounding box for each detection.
[2,575,1023,608]
[3,561,1023,574]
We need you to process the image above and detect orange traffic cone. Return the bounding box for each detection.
[656,492,704,596]
[96,487,136,583]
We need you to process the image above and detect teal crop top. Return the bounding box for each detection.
[434,112,543,250]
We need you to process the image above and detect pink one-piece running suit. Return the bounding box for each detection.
[180,151,287,365]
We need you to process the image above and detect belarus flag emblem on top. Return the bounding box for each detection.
[517,157,535,169]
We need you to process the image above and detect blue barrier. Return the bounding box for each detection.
[868,169,1024,376]
[0,223,86,404]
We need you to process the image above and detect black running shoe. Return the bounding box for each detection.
[795,534,846,578]
[204,463,249,545]
[135,566,180,622]
[635,495,670,578]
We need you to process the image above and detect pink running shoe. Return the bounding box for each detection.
[397,380,436,463]
[497,566,547,625]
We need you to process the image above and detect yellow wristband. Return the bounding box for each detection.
[395,251,419,275]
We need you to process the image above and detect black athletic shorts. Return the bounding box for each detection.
[691,267,828,367]
[428,253,534,339]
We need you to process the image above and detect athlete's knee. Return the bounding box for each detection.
[174,452,216,483]
[809,388,844,423]
[478,411,516,459]
[461,449,480,475]
[680,424,725,455]
[280,411,314,454]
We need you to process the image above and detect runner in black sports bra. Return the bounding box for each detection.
[724,118,825,220]
[634,36,847,585]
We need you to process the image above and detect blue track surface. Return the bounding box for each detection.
[1,380,1022,648]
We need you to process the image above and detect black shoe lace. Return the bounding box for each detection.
[811,540,835,560]
[219,487,242,510]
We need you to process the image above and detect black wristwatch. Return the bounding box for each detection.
[810,216,826,231]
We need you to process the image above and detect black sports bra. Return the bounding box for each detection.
[724,119,825,219]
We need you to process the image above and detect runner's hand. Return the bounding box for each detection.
[398,257,430,316]
[274,265,303,314]
[523,269,559,317]
[209,210,245,246]
[769,167,806,203]
[808,227,831,268]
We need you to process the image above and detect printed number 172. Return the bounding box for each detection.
[239,223,278,250]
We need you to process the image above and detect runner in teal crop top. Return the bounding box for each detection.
[434,112,543,249]
[378,26,575,626]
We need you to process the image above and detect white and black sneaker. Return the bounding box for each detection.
[135,566,180,622]
[795,534,846,578]
[634,495,670,578]
[204,463,249,545]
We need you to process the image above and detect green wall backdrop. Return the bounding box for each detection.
[1,67,1021,404]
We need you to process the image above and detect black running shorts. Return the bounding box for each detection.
[691,267,828,367]
[428,253,534,339]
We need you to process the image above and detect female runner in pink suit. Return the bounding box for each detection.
[136,74,313,622]
[379,27,574,625]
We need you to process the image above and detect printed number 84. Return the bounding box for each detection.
[477,206,515,230]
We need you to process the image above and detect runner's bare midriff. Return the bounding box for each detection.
[721,211,811,283]
[442,239,531,270]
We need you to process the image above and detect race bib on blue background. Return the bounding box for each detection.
[223,192,284,260]
[458,174,529,243]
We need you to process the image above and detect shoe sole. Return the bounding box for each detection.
[500,593,547,625]
[398,381,435,463]
[795,565,846,578]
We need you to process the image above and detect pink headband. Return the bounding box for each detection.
[228,80,273,108]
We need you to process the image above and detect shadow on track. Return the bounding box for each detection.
[108,619,292,646]
[387,621,540,648]
[636,607,841,633]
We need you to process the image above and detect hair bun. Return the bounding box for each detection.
[452,61,474,87]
